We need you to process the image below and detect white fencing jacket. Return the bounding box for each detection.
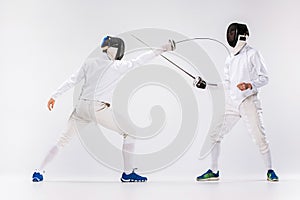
[51,50,160,103]
[224,44,269,108]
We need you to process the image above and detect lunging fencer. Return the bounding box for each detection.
[195,22,279,182]
[32,36,176,182]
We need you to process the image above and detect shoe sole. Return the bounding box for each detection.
[196,177,219,181]
[120,178,147,183]
[32,178,43,182]
[267,178,279,182]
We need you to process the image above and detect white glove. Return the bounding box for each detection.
[161,39,176,52]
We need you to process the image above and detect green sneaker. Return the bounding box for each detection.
[267,169,279,182]
[196,169,219,181]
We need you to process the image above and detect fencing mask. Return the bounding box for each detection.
[101,36,125,60]
[226,23,249,55]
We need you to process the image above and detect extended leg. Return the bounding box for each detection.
[32,118,79,182]
[240,95,278,181]
[240,95,271,168]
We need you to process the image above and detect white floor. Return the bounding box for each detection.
[1,177,300,200]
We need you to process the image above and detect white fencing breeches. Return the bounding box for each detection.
[40,100,135,173]
[209,94,272,170]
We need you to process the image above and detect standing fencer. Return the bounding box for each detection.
[195,22,279,181]
[32,36,176,182]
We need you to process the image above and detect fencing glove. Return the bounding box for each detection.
[193,76,207,89]
[161,39,176,52]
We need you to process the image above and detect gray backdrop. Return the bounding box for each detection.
[0,0,299,180]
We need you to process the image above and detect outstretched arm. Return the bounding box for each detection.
[113,40,176,73]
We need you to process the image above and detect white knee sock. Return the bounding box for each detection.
[122,136,135,174]
[39,145,59,172]
[262,150,272,170]
[211,142,221,172]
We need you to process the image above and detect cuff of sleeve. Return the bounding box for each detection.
[50,93,59,100]
[153,48,164,56]
[249,82,257,92]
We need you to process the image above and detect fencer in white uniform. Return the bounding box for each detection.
[195,23,279,181]
[32,36,176,182]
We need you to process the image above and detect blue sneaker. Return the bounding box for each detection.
[196,169,219,181]
[120,169,147,182]
[267,169,279,182]
[32,171,44,182]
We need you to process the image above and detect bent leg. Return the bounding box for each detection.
[94,103,125,135]
[209,111,240,171]
[94,103,137,173]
